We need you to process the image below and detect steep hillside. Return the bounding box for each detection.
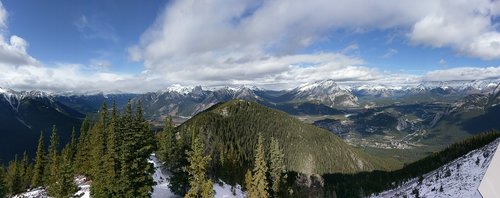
[175,100,393,178]
[372,137,500,198]
[0,88,83,162]
[54,93,137,115]
[322,131,500,197]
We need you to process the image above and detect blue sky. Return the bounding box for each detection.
[0,0,499,93]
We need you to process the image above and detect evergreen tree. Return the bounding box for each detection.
[20,151,31,190]
[90,102,112,198]
[251,133,269,198]
[50,144,78,198]
[69,127,78,162]
[244,169,253,192]
[32,131,45,187]
[75,117,91,174]
[5,155,22,195]
[268,137,286,197]
[47,125,59,186]
[118,101,156,197]
[185,133,213,198]
[158,116,176,167]
[102,101,121,197]
[168,140,190,196]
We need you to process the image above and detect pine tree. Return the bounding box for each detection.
[47,125,59,186]
[158,116,176,167]
[250,133,269,198]
[118,101,134,197]
[118,100,155,197]
[32,131,45,187]
[244,169,253,192]
[20,151,31,190]
[5,155,22,195]
[75,117,91,174]
[133,101,156,197]
[268,137,286,197]
[90,102,112,198]
[69,127,78,162]
[185,133,213,198]
[50,144,78,198]
[102,101,121,197]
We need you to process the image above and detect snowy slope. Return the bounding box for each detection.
[371,138,500,198]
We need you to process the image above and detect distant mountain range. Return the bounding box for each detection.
[131,79,499,119]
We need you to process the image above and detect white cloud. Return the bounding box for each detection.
[130,0,436,87]
[425,67,500,81]
[129,0,500,88]
[0,3,38,67]
[409,0,500,60]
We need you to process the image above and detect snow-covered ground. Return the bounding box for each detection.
[371,138,500,198]
[149,154,245,198]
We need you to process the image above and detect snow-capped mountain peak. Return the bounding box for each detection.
[161,84,194,95]
[297,79,339,92]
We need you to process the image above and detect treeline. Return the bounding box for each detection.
[321,130,500,197]
[0,101,156,198]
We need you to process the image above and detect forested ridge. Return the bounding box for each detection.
[157,100,394,192]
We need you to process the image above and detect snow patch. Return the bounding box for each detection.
[371,138,500,198]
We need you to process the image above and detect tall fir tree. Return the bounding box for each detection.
[118,100,155,197]
[118,100,134,197]
[268,137,286,197]
[49,143,78,198]
[5,155,22,195]
[250,133,269,198]
[68,127,78,163]
[90,102,113,198]
[185,133,213,198]
[20,151,31,190]
[32,131,45,187]
[47,125,59,186]
[244,169,253,192]
[75,116,91,174]
[158,116,176,167]
[102,101,121,197]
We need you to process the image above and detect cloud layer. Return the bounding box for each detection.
[126,0,500,88]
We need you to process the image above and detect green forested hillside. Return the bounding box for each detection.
[169,100,394,184]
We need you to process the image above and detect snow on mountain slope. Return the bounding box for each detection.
[290,79,359,107]
[371,138,500,198]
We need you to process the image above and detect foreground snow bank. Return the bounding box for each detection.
[371,138,500,198]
